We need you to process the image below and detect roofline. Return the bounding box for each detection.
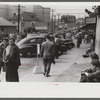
[9,11,38,21]
[0,25,16,27]
[33,5,44,9]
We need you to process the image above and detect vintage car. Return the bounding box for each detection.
[17,35,46,56]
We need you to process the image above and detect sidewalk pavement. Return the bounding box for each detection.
[0,43,92,82]
[55,58,91,82]
[19,43,92,82]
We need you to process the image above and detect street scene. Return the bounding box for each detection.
[0,3,100,82]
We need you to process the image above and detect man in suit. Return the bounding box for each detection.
[41,35,55,77]
[3,38,21,82]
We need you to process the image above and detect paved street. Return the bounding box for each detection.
[0,40,92,82]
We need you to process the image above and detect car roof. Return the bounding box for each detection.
[17,34,45,46]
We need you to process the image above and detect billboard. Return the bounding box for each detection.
[85,17,96,24]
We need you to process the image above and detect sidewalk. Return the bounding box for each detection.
[54,57,91,82]
[0,43,92,82]
[19,43,91,82]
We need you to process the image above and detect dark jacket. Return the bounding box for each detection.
[41,40,55,59]
[3,44,21,66]
[0,45,3,60]
[3,44,21,82]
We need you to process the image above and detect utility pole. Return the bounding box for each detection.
[54,15,56,31]
[18,4,20,35]
[14,5,25,35]
[58,13,60,29]
[51,9,55,33]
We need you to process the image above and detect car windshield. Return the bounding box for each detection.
[17,36,45,46]
[17,37,31,46]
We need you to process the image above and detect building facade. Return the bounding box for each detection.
[0,4,50,33]
[33,5,50,23]
[0,4,50,23]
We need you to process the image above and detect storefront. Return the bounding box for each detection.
[80,17,96,31]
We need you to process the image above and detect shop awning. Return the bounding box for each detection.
[80,23,96,30]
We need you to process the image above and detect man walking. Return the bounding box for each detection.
[41,35,55,77]
[3,38,21,82]
[55,35,61,59]
[77,33,82,48]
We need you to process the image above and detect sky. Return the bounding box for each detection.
[1,2,100,18]
[31,2,99,18]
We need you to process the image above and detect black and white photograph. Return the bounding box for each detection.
[0,1,100,98]
[0,2,99,82]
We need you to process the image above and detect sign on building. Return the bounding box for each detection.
[85,17,96,24]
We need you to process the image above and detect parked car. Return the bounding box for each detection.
[61,39,75,51]
[17,35,46,56]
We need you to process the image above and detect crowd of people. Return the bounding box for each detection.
[0,33,63,80]
[76,31,95,48]
[76,31,95,58]
[0,29,99,82]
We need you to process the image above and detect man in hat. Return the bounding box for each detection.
[3,38,21,82]
[80,53,100,82]
[41,35,55,77]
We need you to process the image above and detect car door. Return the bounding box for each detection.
[19,38,35,55]
[28,38,43,54]
[26,38,37,54]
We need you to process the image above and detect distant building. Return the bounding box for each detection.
[0,5,50,23]
[9,11,48,33]
[33,5,50,23]
[0,5,50,33]
[43,7,50,23]
[0,5,9,19]
[0,18,16,34]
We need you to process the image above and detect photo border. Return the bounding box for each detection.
[0,0,100,98]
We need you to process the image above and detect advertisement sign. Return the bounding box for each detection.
[85,17,96,24]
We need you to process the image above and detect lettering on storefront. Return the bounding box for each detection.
[85,17,96,24]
